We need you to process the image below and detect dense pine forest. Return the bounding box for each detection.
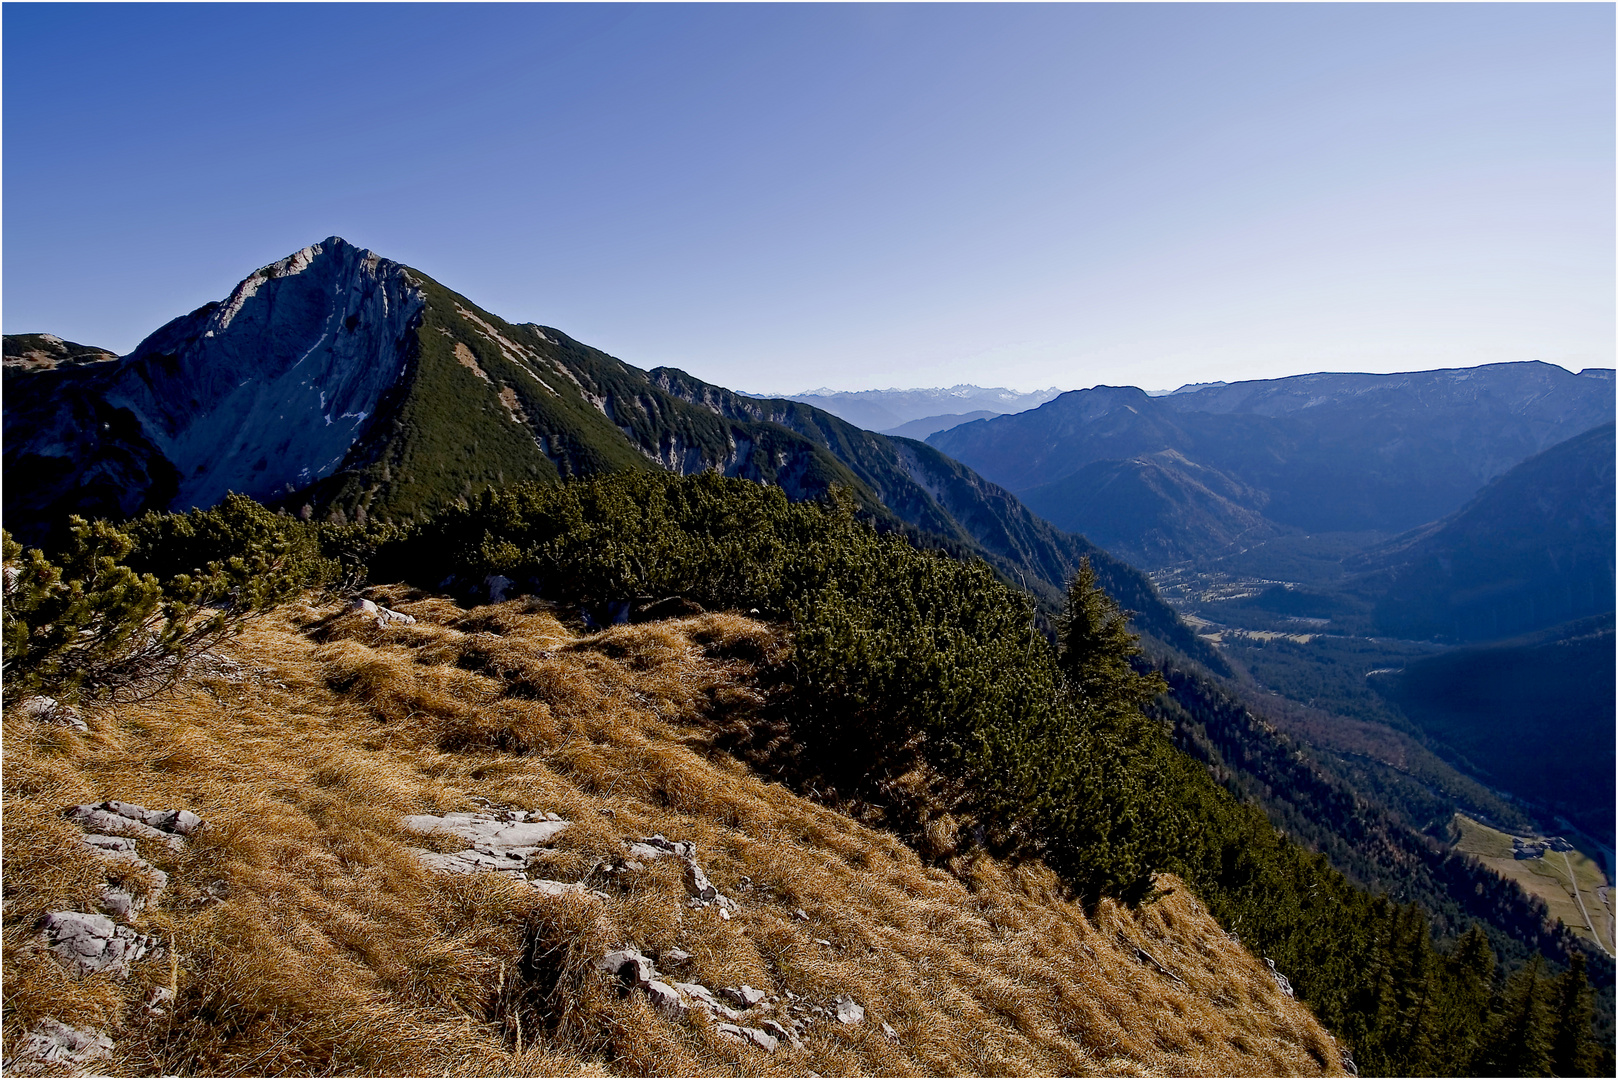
[3,472,1609,1076]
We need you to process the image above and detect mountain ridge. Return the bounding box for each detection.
[929,362,1614,550]
[1,237,1206,661]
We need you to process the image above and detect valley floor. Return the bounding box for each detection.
[1451,815,1616,959]
[2,592,1344,1077]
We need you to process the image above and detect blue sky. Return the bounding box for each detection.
[4,3,1612,393]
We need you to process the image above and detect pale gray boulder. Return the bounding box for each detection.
[834,996,865,1025]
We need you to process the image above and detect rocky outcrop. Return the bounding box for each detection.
[66,800,202,852]
[627,834,738,912]
[404,810,609,897]
[349,597,417,626]
[596,946,840,1052]
[40,799,203,957]
[39,911,162,978]
[2,1018,115,1075]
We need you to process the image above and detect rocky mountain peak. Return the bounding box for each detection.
[108,238,426,510]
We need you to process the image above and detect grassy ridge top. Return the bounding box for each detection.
[1,595,1342,1076]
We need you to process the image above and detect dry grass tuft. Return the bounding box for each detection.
[2,594,1345,1076]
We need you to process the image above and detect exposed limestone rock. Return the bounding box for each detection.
[721,984,767,1009]
[143,985,176,1018]
[716,1023,780,1052]
[39,911,160,977]
[645,980,689,1020]
[1265,957,1295,999]
[17,695,87,731]
[597,948,774,1032]
[64,801,202,851]
[528,879,605,899]
[630,834,738,911]
[2,1018,114,1075]
[882,1021,899,1042]
[110,238,426,512]
[762,1017,805,1049]
[834,996,865,1025]
[98,885,148,921]
[599,947,657,987]
[671,981,743,1021]
[402,811,570,850]
[483,575,514,603]
[62,803,189,923]
[350,597,416,626]
[406,811,602,896]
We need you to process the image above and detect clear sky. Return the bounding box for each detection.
[4,3,1612,393]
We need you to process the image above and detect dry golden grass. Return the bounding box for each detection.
[2,591,1346,1076]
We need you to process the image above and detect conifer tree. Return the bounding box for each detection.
[1056,557,1166,720]
[1434,924,1497,1072]
[1548,951,1594,1077]
[1479,954,1553,1077]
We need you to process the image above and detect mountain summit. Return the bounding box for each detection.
[2,238,1195,650]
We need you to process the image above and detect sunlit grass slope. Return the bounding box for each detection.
[2,592,1343,1076]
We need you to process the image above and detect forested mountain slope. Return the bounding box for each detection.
[1350,422,1616,642]
[0,237,1198,660]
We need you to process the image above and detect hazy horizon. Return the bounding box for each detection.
[5,5,1612,394]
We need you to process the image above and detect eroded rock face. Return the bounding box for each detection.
[113,239,426,511]
[3,238,425,528]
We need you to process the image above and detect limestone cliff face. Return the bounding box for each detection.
[2,238,423,539]
[108,238,424,510]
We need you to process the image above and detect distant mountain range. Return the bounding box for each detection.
[760,385,1062,433]
[0,238,1200,658]
[930,365,1614,564]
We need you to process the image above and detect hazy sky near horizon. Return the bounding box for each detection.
[4,3,1612,393]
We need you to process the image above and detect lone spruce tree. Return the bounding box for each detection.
[1051,558,1169,904]
[1056,557,1165,721]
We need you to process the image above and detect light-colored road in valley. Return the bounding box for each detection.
[1563,850,1615,958]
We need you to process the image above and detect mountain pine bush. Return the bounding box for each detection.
[2,496,344,704]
